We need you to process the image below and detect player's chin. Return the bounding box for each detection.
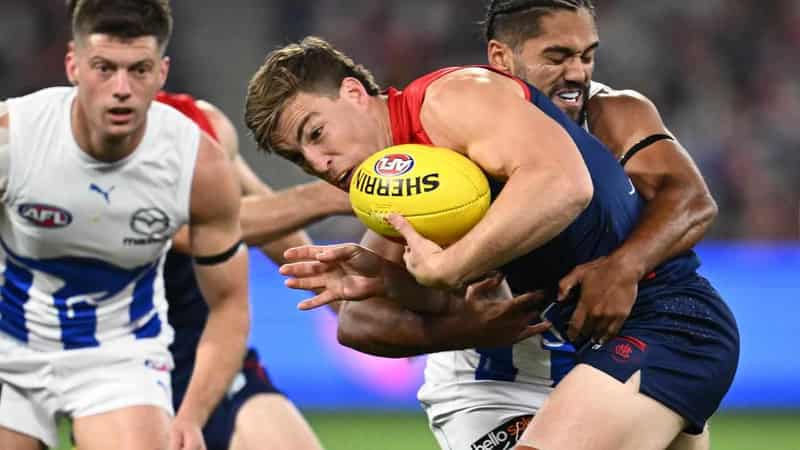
[551,99,583,122]
[104,118,140,136]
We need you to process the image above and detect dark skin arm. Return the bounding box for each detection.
[281,230,549,357]
[337,275,548,358]
[559,89,717,343]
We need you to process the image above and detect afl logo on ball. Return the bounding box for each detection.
[374,154,414,177]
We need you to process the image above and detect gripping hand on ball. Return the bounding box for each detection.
[386,214,456,289]
[280,244,389,310]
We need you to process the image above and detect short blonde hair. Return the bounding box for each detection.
[244,36,380,154]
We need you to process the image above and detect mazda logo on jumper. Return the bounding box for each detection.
[125,208,170,246]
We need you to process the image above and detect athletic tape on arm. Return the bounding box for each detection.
[620,134,674,167]
[194,240,244,265]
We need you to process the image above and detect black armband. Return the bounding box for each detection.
[620,133,674,167]
[194,240,244,265]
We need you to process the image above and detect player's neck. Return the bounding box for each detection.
[71,99,145,163]
[374,95,394,148]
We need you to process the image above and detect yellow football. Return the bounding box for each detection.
[349,144,490,246]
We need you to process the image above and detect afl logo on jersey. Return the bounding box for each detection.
[18,204,73,228]
[374,153,414,177]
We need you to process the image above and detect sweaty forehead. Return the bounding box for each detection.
[527,9,598,50]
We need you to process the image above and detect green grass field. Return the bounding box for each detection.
[305,411,800,450]
[54,410,799,449]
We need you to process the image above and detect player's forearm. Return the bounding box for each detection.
[176,295,250,426]
[337,297,473,357]
[381,257,453,313]
[240,181,349,246]
[610,179,717,278]
[337,299,433,357]
[442,166,592,286]
[258,229,312,265]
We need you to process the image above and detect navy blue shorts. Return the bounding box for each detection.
[554,275,739,434]
[172,348,281,450]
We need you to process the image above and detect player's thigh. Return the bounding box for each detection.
[230,393,322,450]
[0,383,58,449]
[667,424,709,450]
[72,405,171,450]
[520,364,685,450]
[0,426,45,450]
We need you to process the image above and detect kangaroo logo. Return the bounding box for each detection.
[90,183,115,204]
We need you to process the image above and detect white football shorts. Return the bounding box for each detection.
[420,379,550,450]
[0,332,174,448]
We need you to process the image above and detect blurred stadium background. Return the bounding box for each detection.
[2,1,798,449]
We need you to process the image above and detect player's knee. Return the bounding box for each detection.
[233,393,286,431]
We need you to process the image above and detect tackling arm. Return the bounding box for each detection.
[325,231,548,356]
[588,90,717,277]
[557,90,718,343]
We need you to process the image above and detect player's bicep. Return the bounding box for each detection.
[595,93,709,200]
[188,135,245,286]
[189,136,247,308]
[422,72,585,183]
[623,138,707,201]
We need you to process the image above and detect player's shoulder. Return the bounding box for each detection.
[149,98,208,145]
[586,82,669,156]
[19,86,74,100]
[193,98,221,119]
[0,101,7,128]
[4,87,73,117]
[149,96,195,122]
[193,99,238,159]
[588,83,660,120]
[193,100,235,137]
[424,66,525,109]
[431,66,517,90]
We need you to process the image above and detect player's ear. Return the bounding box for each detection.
[340,77,369,107]
[158,56,170,89]
[487,39,514,74]
[65,47,79,85]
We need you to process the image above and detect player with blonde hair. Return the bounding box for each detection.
[247,36,739,450]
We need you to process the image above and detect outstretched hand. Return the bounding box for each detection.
[558,256,639,344]
[280,244,389,310]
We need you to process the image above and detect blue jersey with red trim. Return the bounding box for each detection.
[388,66,703,359]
